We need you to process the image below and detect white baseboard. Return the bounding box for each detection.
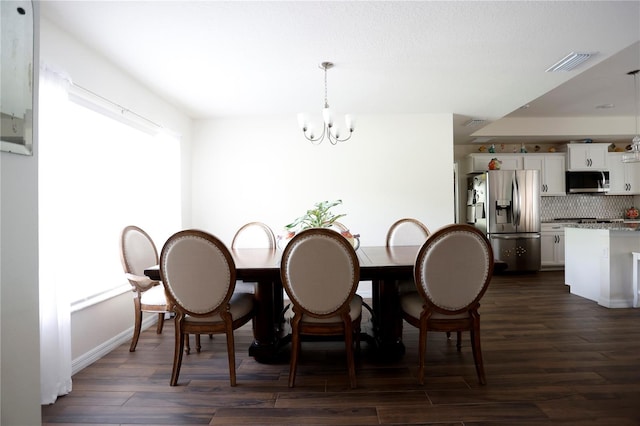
[71,315,158,375]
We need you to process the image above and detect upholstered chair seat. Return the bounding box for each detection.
[400,292,470,320]
[285,295,363,324]
[139,283,170,306]
[182,292,254,324]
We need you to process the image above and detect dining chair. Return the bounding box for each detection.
[329,221,349,233]
[386,218,431,295]
[159,229,255,386]
[231,221,276,294]
[119,225,171,352]
[386,217,431,247]
[280,227,362,388]
[400,224,494,385]
[231,221,277,249]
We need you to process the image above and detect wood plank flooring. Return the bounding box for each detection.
[42,271,640,425]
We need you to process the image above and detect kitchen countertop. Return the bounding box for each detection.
[563,222,640,231]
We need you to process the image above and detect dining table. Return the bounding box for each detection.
[145,244,420,362]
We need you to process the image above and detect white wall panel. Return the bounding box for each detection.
[192,113,454,246]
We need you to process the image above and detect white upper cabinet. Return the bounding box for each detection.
[566,143,609,170]
[523,154,566,196]
[607,152,640,195]
[466,153,523,173]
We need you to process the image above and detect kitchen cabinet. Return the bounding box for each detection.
[607,152,640,194]
[566,143,608,170]
[466,153,523,173]
[541,223,566,269]
[523,154,566,196]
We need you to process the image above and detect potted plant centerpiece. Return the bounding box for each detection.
[279,199,360,249]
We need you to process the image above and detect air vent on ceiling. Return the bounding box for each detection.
[463,119,486,127]
[471,137,493,144]
[545,52,593,72]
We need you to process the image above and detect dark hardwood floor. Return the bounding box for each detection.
[42,271,640,425]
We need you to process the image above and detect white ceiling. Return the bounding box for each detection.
[39,1,640,144]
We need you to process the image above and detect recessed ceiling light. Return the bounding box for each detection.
[546,52,594,72]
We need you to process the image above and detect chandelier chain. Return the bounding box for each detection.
[634,70,639,138]
[324,66,329,109]
[622,69,640,162]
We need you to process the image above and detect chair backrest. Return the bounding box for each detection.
[160,229,236,316]
[231,222,276,249]
[281,228,359,318]
[414,224,493,314]
[120,225,159,277]
[386,218,430,247]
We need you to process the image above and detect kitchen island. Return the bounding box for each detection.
[565,223,640,308]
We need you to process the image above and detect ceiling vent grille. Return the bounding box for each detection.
[471,137,493,144]
[463,119,486,127]
[546,52,593,72]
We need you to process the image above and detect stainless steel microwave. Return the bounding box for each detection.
[565,171,609,194]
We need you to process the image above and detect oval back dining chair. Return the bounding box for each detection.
[386,218,431,247]
[386,218,431,295]
[120,225,170,352]
[160,229,255,386]
[280,227,362,388]
[231,222,276,294]
[231,221,277,249]
[399,224,494,385]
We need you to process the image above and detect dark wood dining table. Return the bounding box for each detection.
[145,245,420,362]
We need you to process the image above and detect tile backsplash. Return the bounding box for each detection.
[541,195,635,221]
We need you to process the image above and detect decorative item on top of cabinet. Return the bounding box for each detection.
[523,154,566,196]
[466,153,523,173]
[607,152,640,194]
[566,143,609,171]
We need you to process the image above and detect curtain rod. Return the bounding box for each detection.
[71,83,163,129]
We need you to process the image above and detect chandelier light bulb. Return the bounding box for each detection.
[345,114,354,131]
[297,113,308,131]
[322,107,334,126]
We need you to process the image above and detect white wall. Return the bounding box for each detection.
[1,2,41,424]
[192,113,455,244]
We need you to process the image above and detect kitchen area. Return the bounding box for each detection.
[458,141,640,309]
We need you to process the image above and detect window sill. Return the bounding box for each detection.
[71,284,131,313]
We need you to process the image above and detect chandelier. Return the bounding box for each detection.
[297,62,354,145]
[622,69,640,163]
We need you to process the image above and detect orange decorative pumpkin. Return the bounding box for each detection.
[488,158,502,170]
[625,207,639,219]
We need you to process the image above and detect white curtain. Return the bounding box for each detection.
[39,65,73,404]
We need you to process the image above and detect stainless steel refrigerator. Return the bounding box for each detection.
[466,170,541,272]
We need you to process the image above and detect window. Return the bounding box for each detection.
[39,83,181,308]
